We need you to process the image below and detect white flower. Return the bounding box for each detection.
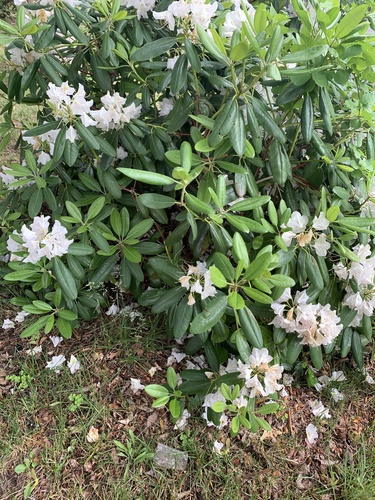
[363,369,375,385]
[14,311,30,323]
[67,355,81,374]
[122,0,156,19]
[333,262,348,280]
[330,371,346,382]
[8,216,73,264]
[0,166,17,189]
[86,426,99,443]
[174,409,191,430]
[223,5,255,38]
[45,354,66,372]
[237,348,284,398]
[306,423,318,444]
[117,146,128,160]
[314,233,330,256]
[25,345,43,356]
[167,348,187,366]
[130,378,145,393]
[167,55,179,70]
[106,304,120,316]
[202,389,228,429]
[312,212,330,231]
[2,318,15,329]
[285,211,308,234]
[179,261,217,306]
[213,440,225,454]
[66,126,78,143]
[157,97,174,117]
[330,388,344,402]
[41,220,73,259]
[49,335,63,347]
[309,400,331,419]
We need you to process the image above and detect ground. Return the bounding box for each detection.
[0,297,374,500]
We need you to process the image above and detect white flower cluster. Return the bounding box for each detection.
[179,261,217,305]
[281,211,331,256]
[334,244,375,327]
[202,348,284,428]
[153,0,218,31]
[223,1,255,39]
[91,92,142,131]
[356,177,375,217]
[7,215,73,264]
[46,82,141,135]
[237,347,284,398]
[47,82,96,128]
[270,288,342,347]
[8,46,43,75]
[23,126,62,165]
[0,166,35,190]
[120,0,156,19]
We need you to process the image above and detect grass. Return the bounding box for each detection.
[0,300,374,500]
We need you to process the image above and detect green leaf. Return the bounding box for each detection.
[281,44,328,63]
[14,464,28,474]
[137,194,175,209]
[65,201,82,222]
[266,274,295,288]
[213,253,235,281]
[257,403,279,415]
[144,385,170,398]
[209,99,237,147]
[131,37,177,61]
[28,188,43,218]
[238,307,263,348]
[196,24,228,65]
[56,317,72,339]
[151,287,187,314]
[166,367,178,390]
[53,258,78,301]
[118,168,175,186]
[244,253,273,281]
[335,5,367,39]
[212,401,227,413]
[229,103,246,156]
[209,266,227,288]
[20,316,49,338]
[229,196,270,212]
[68,243,95,256]
[185,193,214,215]
[126,218,154,240]
[173,297,193,339]
[170,54,188,95]
[57,309,78,321]
[169,398,182,419]
[230,41,250,61]
[86,197,106,221]
[190,294,228,334]
[232,232,250,266]
[228,291,245,310]
[236,329,251,361]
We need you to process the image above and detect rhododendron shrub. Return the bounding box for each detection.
[1,0,375,432]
